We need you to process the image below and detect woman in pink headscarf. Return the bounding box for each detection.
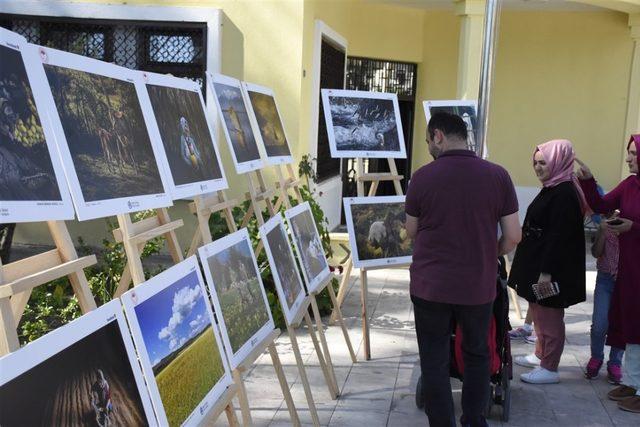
[508,139,587,384]
[577,135,640,413]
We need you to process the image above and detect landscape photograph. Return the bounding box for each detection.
[0,320,149,427]
[132,271,226,427]
[44,64,164,202]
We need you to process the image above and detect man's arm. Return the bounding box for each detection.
[405,214,418,239]
[498,212,521,256]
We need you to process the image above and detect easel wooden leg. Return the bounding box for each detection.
[308,300,340,398]
[0,298,19,355]
[330,259,352,325]
[360,269,371,361]
[232,368,253,426]
[303,312,337,399]
[327,284,357,363]
[287,324,321,427]
[509,287,523,319]
[10,290,32,324]
[224,400,240,427]
[267,342,301,427]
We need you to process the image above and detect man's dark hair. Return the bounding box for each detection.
[427,112,468,142]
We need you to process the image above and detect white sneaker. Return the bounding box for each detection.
[514,353,541,368]
[520,367,560,384]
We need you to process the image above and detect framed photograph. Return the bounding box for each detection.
[259,214,307,324]
[320,89,406,159]
[38,45,172,221]
[0,300,156,426]
[242,82,293,165]
[208,73,263,174]
[0,28,74,223]
[284,202,331,293]
[120,256,232,427]
[423,100,478,153]
[198,228,274,369]
[142,71,228,199]
[343,195,413,269]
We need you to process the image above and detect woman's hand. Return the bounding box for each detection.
[574,158,593,180]
[606,218,633,235]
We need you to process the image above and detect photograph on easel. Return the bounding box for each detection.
[143,71,227,199]
[284,202,331,293]
[423,100,478,153]
[208,73,263,174]
[259,215,306,324]
[39,46,171,221]
[321,88,406,159]
[343,196,413,269]
[198,228,274,369]
[121,257,232,427]
[0,28,74,222]
[0,301,155,427]
[243,82,293,165]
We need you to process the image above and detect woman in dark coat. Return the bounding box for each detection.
[577,135,640,413]
[508,139,587,384]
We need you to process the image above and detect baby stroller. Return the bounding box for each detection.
[414,257,512,422]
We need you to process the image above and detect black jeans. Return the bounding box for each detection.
[412,295,493,427]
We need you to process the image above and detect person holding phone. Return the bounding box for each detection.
[508,139,588,384]
[576,134,640,413]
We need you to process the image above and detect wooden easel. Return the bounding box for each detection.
[330,158,404,361]
[111,207,183,297]
[199,383,240,426]
[186,187,300,427]
[0,221,97,355]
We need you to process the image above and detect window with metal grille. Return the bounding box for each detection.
[0,14,207,94]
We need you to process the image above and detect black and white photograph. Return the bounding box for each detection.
[0,28,73,222]
[284,202,331,294]
[259,214,307,324]
[208,73,263,174]
[144,71,227,199]
[423,100,478,153]
[198,229,274,369]
[321,89,406,159]
[243,82,293,165]
[343,196,413,268]
[0,301,155,427]
[40,46,171,221]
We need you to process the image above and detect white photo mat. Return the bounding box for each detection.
[422,99,479,153]
[242,81,293,166]
[320,88,406,159]
[343,195,412,269]
[284,202,332,294]
[0,29,74,223]
[0,300,157,425]
[198,228,275,369]
[141,70,228,200]
[37,45,172,221]
[207,72,264,174]
[259,214,307,325]
[120,256,233,427]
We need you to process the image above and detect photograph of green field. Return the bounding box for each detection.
[205,239,271,353]
[133,271,225,427]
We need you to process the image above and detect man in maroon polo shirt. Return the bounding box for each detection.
[405,112,521,427]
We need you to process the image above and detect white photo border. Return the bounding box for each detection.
[242,81,293,166]
[0,300,157,425]
[120,256,233,427]
[198,228,275,369]
[207,72,264,174]
[321,88,407,159]
[36,45,172,221]
[343,195,412,269]
[259,214,307,325]
[141,70,228,200]
[0,29,74,223]
[284,202,332,293]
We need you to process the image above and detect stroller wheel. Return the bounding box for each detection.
[415,375,424,409]
[501,365,511,422]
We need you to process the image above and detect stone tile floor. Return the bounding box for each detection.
[217,267,640,426]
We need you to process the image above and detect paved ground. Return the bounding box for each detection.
[219,265,640,426]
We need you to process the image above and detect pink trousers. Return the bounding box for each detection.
[530,302,565,371]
